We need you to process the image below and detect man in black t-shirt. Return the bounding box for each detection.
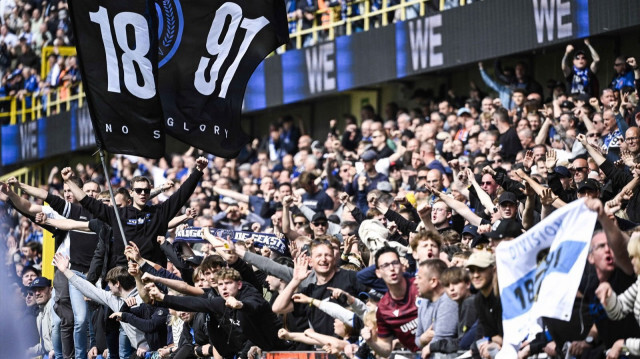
[272,240,366,336]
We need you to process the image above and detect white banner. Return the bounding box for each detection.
[495,199,597,356]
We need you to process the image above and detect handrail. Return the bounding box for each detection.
[0,82,85,125]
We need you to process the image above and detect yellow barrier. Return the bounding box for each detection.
[0,82,85,125]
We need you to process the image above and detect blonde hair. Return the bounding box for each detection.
[627,233,640,259]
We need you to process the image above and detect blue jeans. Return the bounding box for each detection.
[51,300,64,359]
[70,270,89,359]
[118,326,132,359]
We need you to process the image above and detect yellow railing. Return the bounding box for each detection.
[0,82,85,125]
[0,164,45,185]
[285,0,429,50]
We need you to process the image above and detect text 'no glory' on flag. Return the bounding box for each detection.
[494,199,597,358]
[68,0,289,158]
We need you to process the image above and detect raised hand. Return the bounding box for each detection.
[293,254,311,281]
[482,165,496,176]
[195,156,209,171]
[52,253,70,272]
[620,150,636,167]
[145,283,164,302]
[124,242,142,262]
[565,44,574,54]
[540,188,558,207]
[128,261,140,277]
[338,192,349,205]
[109,312,123,321]
[522,150,534,169]
[61,167,74,181]
[545,150,557,170]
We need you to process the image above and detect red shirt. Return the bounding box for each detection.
[376,277,420,352]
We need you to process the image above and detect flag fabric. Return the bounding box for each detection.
[68,0,165,158]
[69,0,289,158]
[175,226,287,254]
[495,199,597,357]
[157,0,289,158]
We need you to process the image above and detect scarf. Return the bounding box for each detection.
[571,66,590,94]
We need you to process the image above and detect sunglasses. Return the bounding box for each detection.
[313,221,328,227]
[294,221,307,226]
[133,188,151,195]
[626,136,639,143]
[570,167,589,172]
[481,182,495,186]
[417,176,427,180]
[25,292,34,297]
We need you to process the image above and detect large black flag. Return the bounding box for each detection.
[157,0,289,158]
[68,0,165,158]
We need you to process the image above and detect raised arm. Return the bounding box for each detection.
[35,212,91,232]
[281,196,301,240]
[272,255,310,314]
[8,176,49,201]
[584,38,599,73]
[466,168,496,215]
[514,169,566,209]
[61,167,87,202]
[561,44,573,77]
[2,181,43,215]
[576,134,606,166]
[213,186,250,203]
[584,199,633,275]
[432,188,483,227]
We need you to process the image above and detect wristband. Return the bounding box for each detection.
[309,299,315,307]
[195,346,204,357]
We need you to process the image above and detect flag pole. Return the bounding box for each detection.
[98,149,129,248]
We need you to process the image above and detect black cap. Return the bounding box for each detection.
[22,265,40,277]
[560,100,575,110]
[30,277,51,289]
[312,212,328,223]
[484,219,524,240]
[462,225,479,240]
[184,256,204,266]
[555,166,571,178]
[358,289,384,302]
[498,192,518,205]
[574,50,587,58]
[471,235,490,249]
[577,179,600,193]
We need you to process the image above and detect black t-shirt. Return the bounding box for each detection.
[302,190,334,213]
[293,269,367,336]
[582,264,640,348]
[499,127,523,163]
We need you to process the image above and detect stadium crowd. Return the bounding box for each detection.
[3,37,640,359]
[0,0,79,124]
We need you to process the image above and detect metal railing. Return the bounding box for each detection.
[0,82,85,125]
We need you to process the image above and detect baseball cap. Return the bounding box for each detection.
[465,251,495,268]
[360,150,378,162]
[184,256,204,266]
[560,100,575,110]
[358,289,384,302]
[483,219,524,240]
[312,212,328,223]
[30,277,51,289]
[221,197,238,205]
[498,192,518,205]
[457,107,472,117]
[555,166,571,178]
[377,181,393,193]
[462,225,479,240]
[577,179,600,193]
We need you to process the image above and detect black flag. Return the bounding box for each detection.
[157,0,289,158]
[68,0,165,158]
